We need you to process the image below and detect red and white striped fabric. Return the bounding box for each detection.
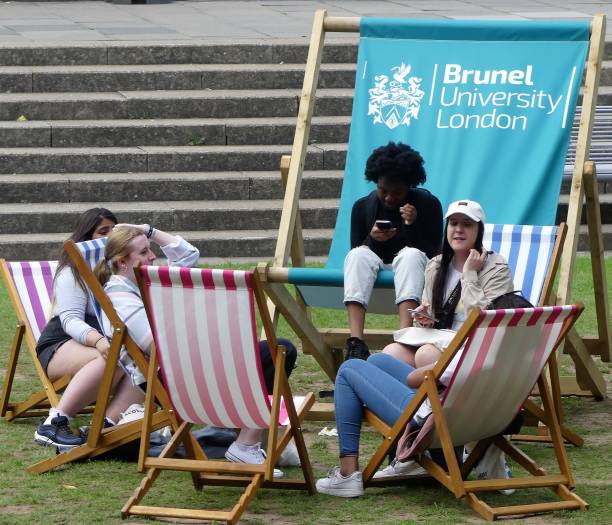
[140,265,272,429]
[431,305,578,447]
[6,261,58,341]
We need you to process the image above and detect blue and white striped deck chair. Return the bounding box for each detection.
[483,223,564,306]
[75,237,107,325]
[28,237,179,474]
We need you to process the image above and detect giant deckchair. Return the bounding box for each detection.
[27,239,176,474]
[267,12,609,399]
[362,304,586,521]
[122,266,314,524]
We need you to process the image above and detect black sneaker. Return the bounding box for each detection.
[345,337,370,361]
[79,417,115,442]
[34,416,84,452]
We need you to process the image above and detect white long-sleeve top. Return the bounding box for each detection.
[52,266,99,343]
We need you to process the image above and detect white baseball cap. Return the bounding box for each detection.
[445,200,485,223]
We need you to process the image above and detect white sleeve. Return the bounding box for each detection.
[54,267,96,344]
[160,235,200,267]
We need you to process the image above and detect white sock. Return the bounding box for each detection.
[44,408,71,425]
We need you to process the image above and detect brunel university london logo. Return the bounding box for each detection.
[368,63,424,129]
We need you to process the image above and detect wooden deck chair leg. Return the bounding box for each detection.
[0,322,26,418]
[424,374,465,498]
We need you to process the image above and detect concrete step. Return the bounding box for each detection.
[0,63,356,93]
[0,223,607,262]
[0,199,340,235]
[0,116,351,148]
[0,88,354,120]
[0,170,344,203]
[0,143,347,174]
[0,42,357,67]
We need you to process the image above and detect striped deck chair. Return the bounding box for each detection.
[362,304,587,521]
[27,239,177,474]
[0,259,59,420]
[122,266,315,525]
[1,239,108,421]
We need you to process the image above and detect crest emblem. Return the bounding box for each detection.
[368,63,424,129]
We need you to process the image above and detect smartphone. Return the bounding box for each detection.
[375,220,393,230]
[406,308,439,323]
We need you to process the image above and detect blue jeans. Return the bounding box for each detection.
[335,353,416,456]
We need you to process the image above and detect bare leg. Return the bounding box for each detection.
[105,374,146,423]
[236,428,263,446]
[340,455,359,476]
[414,344,441,368]
[398,299,417,329]
[382,342,416,366]
[50,353,109,417]
[47,339,99,381]
[347,301,366,339]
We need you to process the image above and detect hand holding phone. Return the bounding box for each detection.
[406,308,438,323]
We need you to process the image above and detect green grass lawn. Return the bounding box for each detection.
[0,257,610,525]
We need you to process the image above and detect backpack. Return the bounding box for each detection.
[487,290,534,310]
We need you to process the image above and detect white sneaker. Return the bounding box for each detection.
[373,458,428,479]
[316,467,364,498]
[117,403,145,426]
[225,441,284,478]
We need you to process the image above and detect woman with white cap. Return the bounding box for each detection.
[384,199,513,367]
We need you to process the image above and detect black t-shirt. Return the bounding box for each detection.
[350,188,443,263]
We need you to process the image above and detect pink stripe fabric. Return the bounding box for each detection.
[142,265,272,428]
[431,305,576,447]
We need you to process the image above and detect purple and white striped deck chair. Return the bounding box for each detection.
[122,265,315,524]
[364,304,586,521]
[0,259,59,419]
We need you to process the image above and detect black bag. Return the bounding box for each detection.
[487,290,534,310]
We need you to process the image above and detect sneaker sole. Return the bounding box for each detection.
[225,450,284,478]
[316,483,364,498]
[34,432,81,451]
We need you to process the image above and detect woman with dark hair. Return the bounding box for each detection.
[383,199,513,368]
[33,208,141,451]
[316,200,513,496]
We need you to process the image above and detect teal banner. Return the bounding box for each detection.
[327,18,589,268]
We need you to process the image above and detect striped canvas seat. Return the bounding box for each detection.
[483,224,557,306]
[74,238,107,324]
[143,266,273,429]
[0,259,60,421]
[122,265,315,524]
[433,305,577,447]
[4,260,57,342]
[363,304,587,520]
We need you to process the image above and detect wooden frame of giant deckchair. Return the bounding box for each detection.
[267,11,609,400]
[27,240,177,474]
[361,305,588,521]
[121,267,315,525]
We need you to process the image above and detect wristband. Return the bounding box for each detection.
[94,336,105,348]
[146,224,154,238]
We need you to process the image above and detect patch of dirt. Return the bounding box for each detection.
[2,505,33,514]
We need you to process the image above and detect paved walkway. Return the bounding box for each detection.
[0,0,610,44]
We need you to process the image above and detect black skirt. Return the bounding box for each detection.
[36,314,101,374]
